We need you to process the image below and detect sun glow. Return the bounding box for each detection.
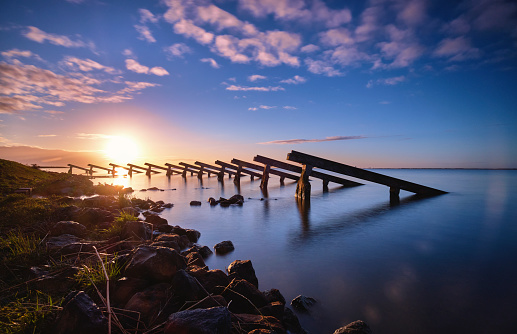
[104,136,140,164]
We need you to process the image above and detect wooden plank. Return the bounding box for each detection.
[109,163,142,173]
[88,164,113,173]
[215,160,262,178]
[287,151,447,196]
[67,164,90,172]
[127,163,161,176]
[195,161,232,175]
[253,155,362,187]
[231,158,298,181]
[145,163,181,174]
[165,163,196,173]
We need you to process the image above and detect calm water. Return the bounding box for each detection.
[98,169,517,333]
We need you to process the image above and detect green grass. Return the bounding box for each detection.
[0,159,53,195]
[102,210,139,239]
[75,254,124,294]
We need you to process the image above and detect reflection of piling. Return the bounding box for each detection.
[296,197,311,233]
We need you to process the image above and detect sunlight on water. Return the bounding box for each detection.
[94,169,517,334]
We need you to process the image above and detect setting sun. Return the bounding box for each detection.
[104,136,139,164]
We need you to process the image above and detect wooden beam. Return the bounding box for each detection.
[253,155,362,187]
[88,164,113,174]
[195,161,233,180]
[180,162,208,178]
[127,163,161,176]
[109,163,142,173]
[287,151,447,196]
[145,163,181,176]
[231,158,298,181]
[215,161,262,179]
[67,164,91,174]
[165,163,197,177]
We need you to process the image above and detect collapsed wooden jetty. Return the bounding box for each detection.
[286,150,447,201]
[49,150,446,201]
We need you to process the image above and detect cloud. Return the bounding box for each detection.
[201,58,220,68]
[164,43,192,58]
[280,75,306,84]
[1,49,43,62]
[125,59,169,76]
[305,58,342,76]
[376,25,424,68]
[320,28,354,46]
[226,85,285,91]
[367,76,406,88]
[174,19,214,45]
[197,4,258,35]
[433,36,481,61]
[76,133,112,140]
[37,134,57,137]
[248,74,266,82]
[61,56,119,74]
[283,106,297,110]
[134,25,156,43]
[258,135,366,145]
[0,61,158,114]
[139,8,158,24]
[300,44,320,53]
[238,0,351,28]
[43,110,65,114]
[23,26,95,50]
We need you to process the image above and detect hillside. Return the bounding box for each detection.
[0,159,54,194]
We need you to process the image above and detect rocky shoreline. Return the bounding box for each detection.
[7,190,371,333]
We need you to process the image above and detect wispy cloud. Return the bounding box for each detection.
[226,85,285,92]
[280,75,306,84]
[23,26,95,51]
[201,58,220,68]
[258,135,367,145]
[61,56,119,74]
[134,25,156,43]
[76,133,112,140]
[164,43,192,58]
[248,105,276,110]
[248,74,266,82]
[125,59,169,76]
[367,76,406,88]
[37,134,57,137]
[1,49,43,62]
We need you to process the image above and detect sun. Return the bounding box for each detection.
[104,136,140,164]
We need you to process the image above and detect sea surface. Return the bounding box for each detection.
[97,169,517,334]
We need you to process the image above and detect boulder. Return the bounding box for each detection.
[150,240,180,251]
[185,251,206,268]
[170,269,204,302]
[50,221,87,237]
[333,320,372,334]
[164,306,231,334]
[291,295,316,312]
[283,307,307,334]
[227,259,259,288]
[228,194,244,205]
[155,233,190,249]
[124,283,173,325]
[208,197,218,206]
[214,240,234,254]
[145,214,168,227]
[46,234,81,253]
[54,291,108,334]
[125,245,186,282]
[259,301,285,321]
[220,279,268,314]
[157,224,173,233]
[188,295,227,310]
[231,313,285,333]
[190,200,202,206]
[112,277,149,307]
[73,207,114,228]
[122,221,153,240]
[185,229,201,242]
[263,288,286,305]
[183,244,213,259]
[120,207,139,216]
[187,267,230,294]
[30,266,79,296]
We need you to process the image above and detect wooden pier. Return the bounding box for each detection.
[231,158,298,188]
[215,160,262,185]
[145,163,181,177]
[286,150,447,201]
[165,163,197,177]
[127,163,161,176]
[110,163,142,175]
[195,161,234,180]
[88,164,114,175]
[67,164,91,175]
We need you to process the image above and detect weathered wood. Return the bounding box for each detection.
[214,161,262,179]
[254,155,362,188]
[145,163,181,176]
[127,163,161,176]
[165,163,196,178]
[261,164,270,189]
[67,164,91,175]
[109,163,143,174]
[231,159,298,181]
[179,162,206,179]
[296,164,313,201]
[287,151,447,196]
[88,164,113,175]
[195,161,233,180]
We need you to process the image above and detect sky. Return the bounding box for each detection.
[1,0,516,168]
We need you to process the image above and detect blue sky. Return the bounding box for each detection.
[1,0,516,168]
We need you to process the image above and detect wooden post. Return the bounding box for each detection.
[280,176,285,185]
[68,166,73,174]
[198,166,204,179]
[166,166,173,177]
[390,187,400,205]
[234,165,242,185]
[218,166,225,181]
[182,167,187,178]
[323,180,329,192]
[296,164,313,201]
[128,165,133,177]
[260,165,270,189]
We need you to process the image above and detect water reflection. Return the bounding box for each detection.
[296,198,310,233]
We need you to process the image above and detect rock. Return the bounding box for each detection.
[54,291,108,334]
[155,233,190,249]
[59,242,96,256]
[120,207,139,216]
[145,214,168,227]
[189,295,227,310]
[82,195,116,208]
[150,240,180,251]
[164,306,231,334]
[187,267,230,294]
[185,251,206,268]
[171,269,204,302]
[227,260,259,288]
[124,283,173,325]
[291,295,316,312]
[157,224,173,233]
[208,197,218,206]
[122,221,153,240]
[183,244,213,259]
[283,307,307,334]
[259,301,285,321]
[333,320,372,334]
[185,229,201,242]
[121,187,134,193]
[30,266,79,295]
[53,205,81,221]
[214,240,234,254]
[147,187,161,191]
[163,203,173,208]
[46,234,81,253]
[218,198,231,207]
[50,221,87,238]
[231,313,285,333]
[228,194,244,205]
[170,225,187,235]
[125,245,186,282]
[112,277,149,307]
[190,200,202,206]
[263,288,286,305]
[220,279,268,314]
[73,207,114,228]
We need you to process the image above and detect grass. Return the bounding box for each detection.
[102,210,139,239]
[74,254,124,294]
[0,159,53,195]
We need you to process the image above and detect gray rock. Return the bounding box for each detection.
[164,306,231,334]
[291,295,316,312]
[125,245,186,282]
[190,200,202,206]
[124,282,173,325]
[50,221,87,237]
[145,213,168,227]
[122,220,153,240]
[54,291,108,334]
[227,259,259,288]
[333,320,372,334]
[214,240,234,254]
